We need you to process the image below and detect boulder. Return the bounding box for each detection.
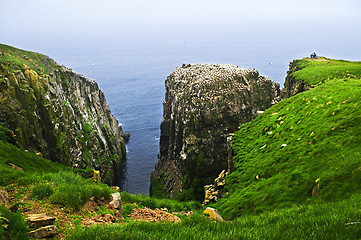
[28,225,58,239]
[26,213,55,228]
[203,207,223,221]
[203,170,228,205]
[109,192,121,209]
[82,199,98,212]
[7,163,23,171]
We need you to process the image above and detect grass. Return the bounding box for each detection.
[290,57,361,86]
[67,194,361,240]
[120,191,202,212]
[0,205,29,240]
[0,43,60,75]
[0,123,113,209]
[214,58,361,219]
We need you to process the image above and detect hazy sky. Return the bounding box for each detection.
[1,0,361,49]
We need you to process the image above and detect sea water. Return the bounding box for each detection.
[40,32,360,195]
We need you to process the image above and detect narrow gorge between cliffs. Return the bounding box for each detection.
[39,36,361,195]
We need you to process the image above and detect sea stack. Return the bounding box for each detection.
[150,63,280,200]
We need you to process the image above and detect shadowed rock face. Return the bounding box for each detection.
[0,46,126,184]
[150,63,280,200]
[281,60,312,98]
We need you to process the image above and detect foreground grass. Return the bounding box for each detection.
[68,193,361,240]
[0,205,28,240]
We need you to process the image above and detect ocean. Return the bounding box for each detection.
[38,32,360,195]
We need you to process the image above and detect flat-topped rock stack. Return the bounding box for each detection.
[150,63,280,201]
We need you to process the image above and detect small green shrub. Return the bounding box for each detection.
[0,167,24,185]
[86,183,112,201]
[122,203,143,217]
[31,183,53,200]
[49,184,90,209]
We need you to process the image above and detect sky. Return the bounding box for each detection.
[1,0,361,50]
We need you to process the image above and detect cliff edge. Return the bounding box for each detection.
[0,44,126,183]
[150,63,280,200]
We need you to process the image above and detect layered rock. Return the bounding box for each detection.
[0,44,126,183]
[282,60,312,98]
[150,63,280,200]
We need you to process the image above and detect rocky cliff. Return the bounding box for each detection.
[282,60,312,98]
[150,63,280,200]
[0,44,126,183]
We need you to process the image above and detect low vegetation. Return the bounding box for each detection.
[0,205,28,240]
[120,191,201,213]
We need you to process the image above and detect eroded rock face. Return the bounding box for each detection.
[0,45,126,183]
[150,63,280,200]
[281,60,312,98]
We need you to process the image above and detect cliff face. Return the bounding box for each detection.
[0,44,126,183]
[150,63,280,200]
[282,60,312,98]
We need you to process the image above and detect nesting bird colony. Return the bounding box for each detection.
[167,63,271,119]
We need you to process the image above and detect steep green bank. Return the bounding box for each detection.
[283,57,361,97]
[215,57,361,219]
[0,44,126,183]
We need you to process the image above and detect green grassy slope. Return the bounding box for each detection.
[215,58,361,219]
[290,57,361,86]
[0,43,59,74]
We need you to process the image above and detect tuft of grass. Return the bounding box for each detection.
[120,191,202,212]
[31,183,53,200]
[43,173,112,209]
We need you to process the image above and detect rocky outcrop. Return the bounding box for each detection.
[282,60,312,98]
[203,170,228,205]
[0,44,126,183]
[150,63,280,200]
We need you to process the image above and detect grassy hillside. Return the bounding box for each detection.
[0,44,59,74]
[215,58,361,219]
[290,57,361,86]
